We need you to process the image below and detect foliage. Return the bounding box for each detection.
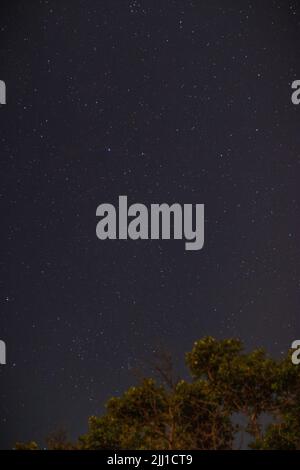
[14,441,39,450]
[15,337,300,450]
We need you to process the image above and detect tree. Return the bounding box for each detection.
[186,337,279,443]
[79,378,234,450]
[253,353,300,450]
[14,441,39,450]
[46,427,75,450]
[15,337,300,450]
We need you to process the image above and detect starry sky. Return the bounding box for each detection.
[0,0,300,449]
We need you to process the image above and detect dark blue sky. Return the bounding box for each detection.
[0,0,300,448]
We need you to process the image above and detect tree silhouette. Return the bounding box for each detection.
[15,337,300,450]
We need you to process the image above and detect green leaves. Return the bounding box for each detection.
[16,337,300,450]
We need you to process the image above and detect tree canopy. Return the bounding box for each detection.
[15,337,300,450]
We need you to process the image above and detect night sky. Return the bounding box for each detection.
[1,0,300,449]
